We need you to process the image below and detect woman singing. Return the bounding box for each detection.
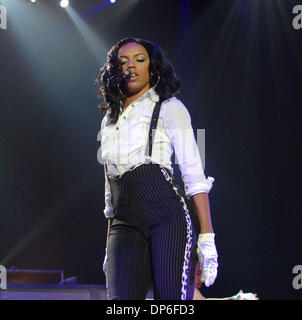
[96,37,218,300]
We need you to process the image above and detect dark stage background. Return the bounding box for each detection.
[0,0,301,299]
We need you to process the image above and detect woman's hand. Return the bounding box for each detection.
[103,248,107,276]
[231,290,259,300]
[191,193,217,286]
[197,233,218,287]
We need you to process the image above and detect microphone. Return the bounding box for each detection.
[122,70,132,79]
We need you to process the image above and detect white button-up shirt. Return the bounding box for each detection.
[97,87,214,218]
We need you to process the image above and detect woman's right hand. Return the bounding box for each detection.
[103,248,107,276]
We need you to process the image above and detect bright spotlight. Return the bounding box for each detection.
[60,0,69,8]
[30,0,37,3]
[110,0,117,3]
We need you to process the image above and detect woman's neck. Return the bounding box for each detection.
[124,86,151,109]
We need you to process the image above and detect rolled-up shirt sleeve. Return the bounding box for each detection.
[162,98,215,198]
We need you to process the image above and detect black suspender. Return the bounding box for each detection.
[145,101,162,158]
[105,101,162,176]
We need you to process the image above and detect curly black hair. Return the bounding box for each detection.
[95,37,181,124]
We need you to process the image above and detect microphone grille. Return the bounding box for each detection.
[124,70,131,77]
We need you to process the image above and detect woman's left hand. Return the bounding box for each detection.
[197,233,218,287]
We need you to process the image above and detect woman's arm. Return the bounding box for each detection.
[103,167,114,219]
[191,192,214,234]
[162,99,215,200]
[163,99,218,286]
[106,218,113,248]
[100,114,115,220]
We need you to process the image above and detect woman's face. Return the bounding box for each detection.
[118,42,151,96]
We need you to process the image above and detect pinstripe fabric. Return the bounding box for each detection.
[106,163,199,300]
[158,164,194,300]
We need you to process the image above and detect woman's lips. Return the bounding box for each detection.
[128,75,138,82]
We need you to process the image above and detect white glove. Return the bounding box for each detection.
[197,233,218,287]
[231,290,259,300]
[103,248,107,276]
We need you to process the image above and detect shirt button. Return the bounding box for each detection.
[123,116,126,119]
[116,127,119,130]
[131,104,134,108]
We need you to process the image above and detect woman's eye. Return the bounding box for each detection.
[118,57,145,64]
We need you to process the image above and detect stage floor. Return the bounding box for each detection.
[0,284,154,300]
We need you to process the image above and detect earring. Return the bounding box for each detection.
[118,82,125,97]
[152,74,160,89]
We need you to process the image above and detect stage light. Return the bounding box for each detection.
[110,0,117,4]
[60,0,69,8]
[30,0,37,3]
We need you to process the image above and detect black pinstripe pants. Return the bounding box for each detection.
[106,163,199,300]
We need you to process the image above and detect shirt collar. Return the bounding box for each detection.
[132,87,160,105]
